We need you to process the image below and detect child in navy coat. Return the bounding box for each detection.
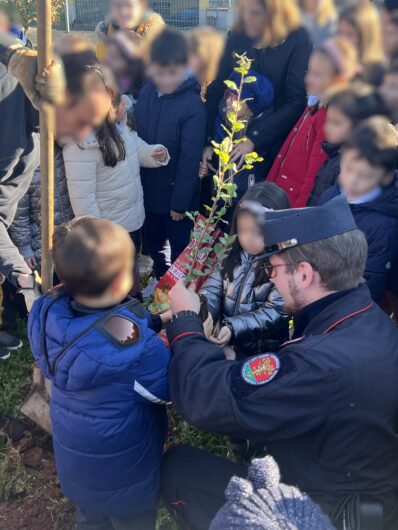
[28,217,171,530]
[319,116,398,303]
[135,28,206,282]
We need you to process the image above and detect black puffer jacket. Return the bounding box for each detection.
[307,142,341,206]
[205,28,312,172]
[199,252,288,356]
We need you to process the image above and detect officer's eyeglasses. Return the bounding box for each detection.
[264,260,318,279]
[264,262,290,279]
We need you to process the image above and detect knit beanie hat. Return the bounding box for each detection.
[210,456,336,530]
[228,69,274,117]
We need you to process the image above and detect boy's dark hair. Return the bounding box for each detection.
[150,28,188,66]
[328,83,389,127]
[223,183,291,286]
[343,116,398,172]
[62,52,118,107]
[53,217,134,297]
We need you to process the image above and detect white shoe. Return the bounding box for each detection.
[142,277,159,299]
[138,254,154,277]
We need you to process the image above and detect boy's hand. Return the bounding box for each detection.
[210,326,232,348]
[170,210,185,222]
[169,280,200,315]
[152,146,168,163]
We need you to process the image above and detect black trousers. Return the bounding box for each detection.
[143,213,192,279]
[76,507,156,530]
[160,445,247,530]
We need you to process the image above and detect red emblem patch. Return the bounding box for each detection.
[241,354,280,386]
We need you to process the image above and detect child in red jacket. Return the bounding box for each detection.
[267,36,359,207]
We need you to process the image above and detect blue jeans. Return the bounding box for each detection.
[76,507,155,530]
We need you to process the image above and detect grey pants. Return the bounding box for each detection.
[76,507,156,530]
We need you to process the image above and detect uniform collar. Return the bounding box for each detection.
[292,284,373,339]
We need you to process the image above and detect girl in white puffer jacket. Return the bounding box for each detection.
[63,94,169,296]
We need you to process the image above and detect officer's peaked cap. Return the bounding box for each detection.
[261,195,357,256]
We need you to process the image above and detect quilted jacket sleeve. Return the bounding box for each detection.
[199,269,224,323]
[227,285,288,343]
[63,143,101,218]
[135,134,170,168]
[9,178,35,258]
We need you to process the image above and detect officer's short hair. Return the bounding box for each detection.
[281,229,368,292]
[53,217,134,297]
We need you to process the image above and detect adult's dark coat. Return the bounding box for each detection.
[134,77,206,215]
[307,141,341,206]
[167,285,398,529]
[319,180,398,303]
[0,31,40,283]
[205,28,312,171]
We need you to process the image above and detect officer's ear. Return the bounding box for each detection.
[295,261,316,289]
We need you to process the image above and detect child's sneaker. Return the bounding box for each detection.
[142,277,159,299]
[0,347,11,361]
[0,331,22,350]
[138,254,154,277]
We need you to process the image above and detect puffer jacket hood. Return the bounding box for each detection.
[28,292,170,517]
[200,252,288,356]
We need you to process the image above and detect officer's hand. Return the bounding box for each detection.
[210,326,232,348]
[168,280,200,315]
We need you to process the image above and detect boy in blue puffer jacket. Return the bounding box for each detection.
[28,217,171,530]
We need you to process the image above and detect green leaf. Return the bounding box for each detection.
[224,80,238,92]
[244,76,257,84]
[232,122,245,132]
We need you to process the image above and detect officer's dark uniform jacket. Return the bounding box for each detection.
[167,284,398,528]
[29,291,170,518]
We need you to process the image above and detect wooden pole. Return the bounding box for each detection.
[37,0,54,293]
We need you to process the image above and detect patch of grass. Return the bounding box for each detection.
[0,433,33,501]
[0,321,33,416]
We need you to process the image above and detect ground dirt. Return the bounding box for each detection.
[0,417,75,530]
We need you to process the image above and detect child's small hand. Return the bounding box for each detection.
[210,326,232,348]
[160,309,172,325]
[170,210,185,222]
[152,146,168,163]
[25,256,37,271]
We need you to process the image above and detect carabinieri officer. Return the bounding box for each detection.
[161,196,398,530]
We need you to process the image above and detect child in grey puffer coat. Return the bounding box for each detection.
[199,183,290,360]
[9,144,74,271]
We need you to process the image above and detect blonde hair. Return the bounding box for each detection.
[187,27,225,98]
[235,0,301,48]
[339,1,384,65]
[298,0,337,26]
[317,36,360,84]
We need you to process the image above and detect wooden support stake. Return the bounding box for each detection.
[37,0,54,293]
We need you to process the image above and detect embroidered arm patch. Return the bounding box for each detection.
[241,353,280,386]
